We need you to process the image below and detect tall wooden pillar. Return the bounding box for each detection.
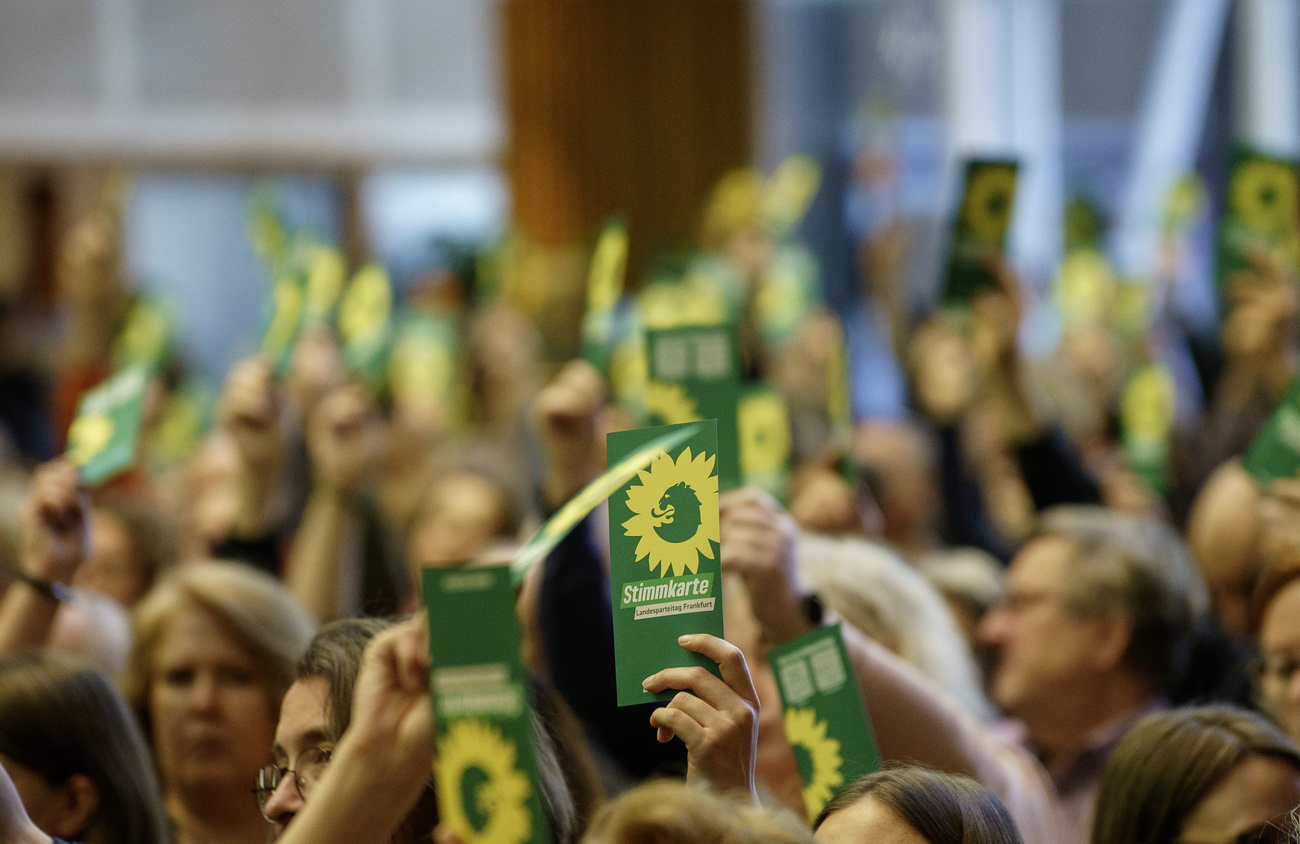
[503,0,754,351]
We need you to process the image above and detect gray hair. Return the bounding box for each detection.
[1037,506,1208,689]
[797,532,994,721]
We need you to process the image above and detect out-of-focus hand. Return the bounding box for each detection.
[348,618,433,769]
[18,460,88,583]
[1221,247,1300,362]
[1261,475,1300,570]
[534,360,606,508]
[220,357,283,475]
[642,633,760,800]
[307,384,380,496]
[908,318,977,425]
[719,488,814,645]
[970,257,1023,379]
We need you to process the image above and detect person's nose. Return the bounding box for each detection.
[977,605,1009,647]
[262,772,304,828]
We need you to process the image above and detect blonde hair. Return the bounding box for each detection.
[797,533,994,721]
[122,559,316,737]
[582,780,813,844]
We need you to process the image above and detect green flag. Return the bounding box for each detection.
[66,367,150,486]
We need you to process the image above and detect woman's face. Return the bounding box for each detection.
[148,605,276,798]
[1179,755,1300,843]
[1258,580,1300,744]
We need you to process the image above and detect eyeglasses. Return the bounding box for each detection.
[253,746,332,821]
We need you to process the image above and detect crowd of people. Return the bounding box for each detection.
[0,161,1299,844]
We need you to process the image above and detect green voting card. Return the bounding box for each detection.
[581,220,628,377]
[338,263,394,392]
[423,566,549,844]
[738,384,791,501]
[1119,364,1175,494]
[1217,148,1300,290]
[644,325,741,489]
[940,159,1019,307]
[388,310,460,409]
[771,625,881,821]
[112,298,173,372]
[607,420,724,707]
[755,245,821,347]
[260,273,306,376]
[66,367,149,486]
[1243,372,1300,485]
[303,244,347,325]
[148,380,217,472]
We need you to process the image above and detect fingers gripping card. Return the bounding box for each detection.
[607,420,725,706]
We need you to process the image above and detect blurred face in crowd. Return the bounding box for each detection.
[815,797,928,844]
[71,509,145,607]
[1257,580,1300,744]
[406,472,510,571]
[1177,754,1300,844]
[978,535,1117,718]
[149,604,275,799]
[1220,266,1299,359]
[1187,462,1262,636]
[260,677,333,831]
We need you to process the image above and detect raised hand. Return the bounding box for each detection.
[642,633,760,799]
[220,356,283,475]
[719,487,815,646]
[534,359,607,508]
[18,460,88,583]
[307,383,379,496]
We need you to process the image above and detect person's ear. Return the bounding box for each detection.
[51,774,99,841]
[1087,613,1134,673]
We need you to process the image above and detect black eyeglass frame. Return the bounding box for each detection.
[252,746,333,821]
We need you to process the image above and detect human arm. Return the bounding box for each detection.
[0,460,87,655]
[283,383,378,622]
[642,633,760,801]
[275,618,433,844]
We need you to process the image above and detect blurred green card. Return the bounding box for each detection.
[423,566,549,844]
[940,159,1019,307]
[1119,364,1175,494]
[738,384,791,501]
[607,420,724,707]
[1243,372,1300,485]
[260,273,305,376]
[644,325,741,489]
[581,220,628,377]
[112,298,173,372]
[66,367,149,486]
[771,625,881,821]
[338,263,394,392]
[1216,147,1300,290]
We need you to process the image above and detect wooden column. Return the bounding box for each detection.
[503,0,754,350]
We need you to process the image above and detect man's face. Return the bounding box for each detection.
[1258,579,1300,744]
[978,535,1112,719]
[261,677,333,832]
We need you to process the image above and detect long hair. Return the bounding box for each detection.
[0,651,170,844]
[1090,705,1300,844]
[814,767,1023,844]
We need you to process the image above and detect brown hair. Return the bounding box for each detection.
[122,559,317,738]
[0,651,169,844]
[813,767,1023,844]
[295,616,397,740]
[92,493,179,600]
[1090,705,1300,844]
[583,779,813,844]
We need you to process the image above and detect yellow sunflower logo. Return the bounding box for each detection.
[645,381,702,425]
[623,447,720,577]
[1121,365,1175,442]
[339,265,392,346]
[739,391,791,477]
[784,707,845,821]
[67,414,115,467]
[961,164,1017,244]
[1231,158,1299,235]
[436,719,533,844]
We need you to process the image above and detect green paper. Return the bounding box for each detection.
[827,324,857,487]
[509,422,699,584]
[303,244,347,325]
[644,325,741,489]
[738,384,791,501]
[260,273,306,376]
[1216,147,1300,290]
[1119,364,1175,494]
[112,298,173,372]
[66,367,149,486]
[940,159,1019,307]
[248,183,288,268]
[338,263,394,392]
[755,245,821,346]
[1243,371,1300,485]
[581,220,628,377]
[771,625,881,821]
[607,420,724,707]
[148,380,217,472]
[388,310,459,407]
[423,566,549,844]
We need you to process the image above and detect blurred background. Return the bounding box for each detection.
[0,0,1288,384]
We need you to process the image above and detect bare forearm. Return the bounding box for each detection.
[284,488,358,622]
[0,585,61,656]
